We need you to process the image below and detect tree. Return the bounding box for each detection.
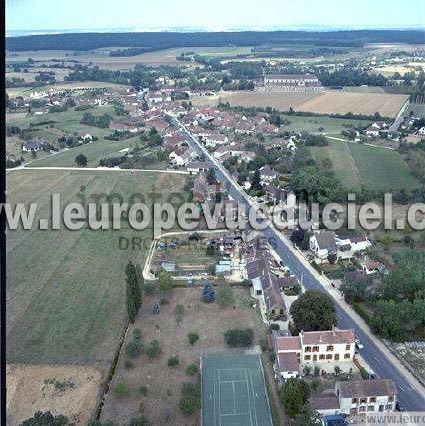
[126,261,142,323]
[175,304,185,324]
[158,270,172,293]
[22,411,70,426]
[201,280,215,303]
[145,339,161,358]
[188,332,199,345]
[223,329,253,347]
[216,284,235,308]
[167,355,179,367]
[289,290,337,335]
[280,378,310,418]
[75,154,88,166]
[250,169,262,191]
[294,402,322,426]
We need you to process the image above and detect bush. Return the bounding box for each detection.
[224,329,254,347]
[125,341,143,358]
[113,381,130,397]
[167,355,179,367]
[129,416,150,426]
[186,364,199,376]
[353,302,370,323]
[139,385,148,396]
[145,340,161,358]
[133,328,142,341]
[359,367,369,380]
[188,332,199,346]
[179,382,200,416]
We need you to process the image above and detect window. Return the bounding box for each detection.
[367,405,375,412]
[326,354,332,360]
[304,355,311,361]
[369,397,376,403]
[346,344,351,350]
[326,345,334,351]
[360,398,368,404]
[312,346,319,352]
[388,396,394,402]
[350,408,357,415]
[352,398,358,404]
[335,354,340,361]
[359,406,366,412]
[344,353,351,359]
[305,346,311,352]
[319,354,325,360]
[385,404,393,410]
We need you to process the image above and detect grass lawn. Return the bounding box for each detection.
[310,140,362,190]
[348,143,420,191]
[310,140,419,191]
[407,103,425,118]
[27,136,151,168]
[281,114,372,134]
[6,169,190,366]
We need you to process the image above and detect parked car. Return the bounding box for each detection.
[355,335,364,349]
[396,401,406,412]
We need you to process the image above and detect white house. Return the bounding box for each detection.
[310,231,338,260]
[336,380,397,415]
[335,235,372,253]
[365,127,380,137]
[274,329,356,379]
[312,379,397,417]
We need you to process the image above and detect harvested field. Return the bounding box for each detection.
[193,91,409,118]
[100,288,268,425]
[192,91,318,110]
[6,364,102,425]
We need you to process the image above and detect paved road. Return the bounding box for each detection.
[174,116,425,411]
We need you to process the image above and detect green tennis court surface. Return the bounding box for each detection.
[201,354,273,426]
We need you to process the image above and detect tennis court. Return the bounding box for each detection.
[201,354,273,426]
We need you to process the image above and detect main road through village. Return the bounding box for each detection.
[172,115,425,411]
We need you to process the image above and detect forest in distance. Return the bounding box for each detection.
[6,29,425,52]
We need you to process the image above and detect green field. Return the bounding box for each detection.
[407,103,425,118]
[310,140,419,191]
[27,137,153,168]
[281,114,372,134]
[348,143,420,191]
[6,169,189,365]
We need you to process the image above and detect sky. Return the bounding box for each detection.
[6,0,425,32]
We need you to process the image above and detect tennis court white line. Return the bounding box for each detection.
[218,370,222,426]
[245,369,254,426]
[249,369,259,426]
[220,413,251,417]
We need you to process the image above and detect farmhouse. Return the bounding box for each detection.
[263,74,324,92]
[274,328,356,379]
[22,141,45,152]
[312,379,397,416]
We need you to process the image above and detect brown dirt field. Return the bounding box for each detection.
[297,92,409,117]
[6,364,102,425]
[100,287,268,425]
[193,91,408,117]
[192,91,319,110]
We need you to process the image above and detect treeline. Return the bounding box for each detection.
[7,30,424,51]
[109,46,172,57]
[317,68,388,87]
